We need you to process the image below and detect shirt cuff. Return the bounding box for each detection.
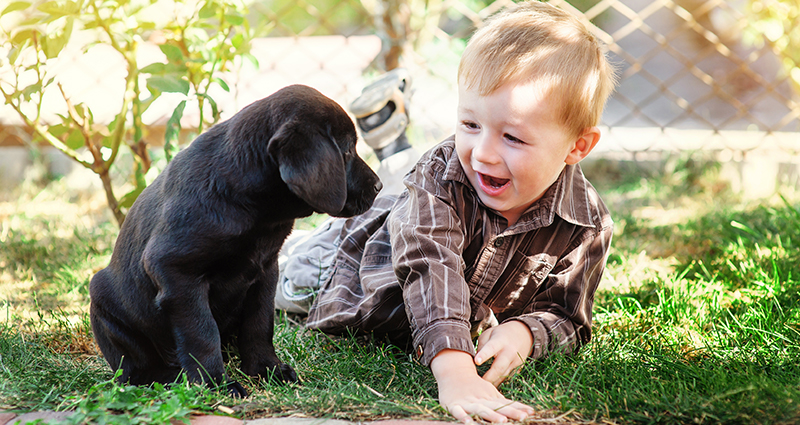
[412,319,475,366]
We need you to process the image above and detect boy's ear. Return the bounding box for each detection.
[565,126,601,165]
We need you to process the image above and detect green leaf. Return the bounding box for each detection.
[119,186,145,209]
[65,128,85,150]
[164,100,186,163]
[48,123,69,137]
[146,75,189,95]
[198,1,217,19]
[206,95,218,120]
[107,113,120,134]
[42,27,70,59]
[100,135,114,149]
[223,13,243,26]
[230,33,244,49]
[197,93,218,121]
[63,0,79,14]
[72,103,93,123]
[36,1,61,15]
[159,43,184,63]
[242,52,259,69]
[17,15,44,27]
[11,29,38,46]
[37,0,79,17]
[8,45,22,65]
[1,1,31,16]
[140,62,188,75]
[139,62,166,74]
[137,94,159,115]
[212,77,229,92]
[21,82,42,102]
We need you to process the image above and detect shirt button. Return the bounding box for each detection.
[494,237,504,247]
[416,345,424,358]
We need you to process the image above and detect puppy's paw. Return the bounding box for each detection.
[227,381,249,398]
[267,363,298,384]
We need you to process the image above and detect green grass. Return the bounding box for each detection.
[1,159,799,424]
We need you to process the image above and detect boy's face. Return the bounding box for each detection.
[455,79,579,226]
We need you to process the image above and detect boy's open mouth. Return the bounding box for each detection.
[479,173,511,191]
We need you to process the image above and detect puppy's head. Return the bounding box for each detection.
[266,85,382,217]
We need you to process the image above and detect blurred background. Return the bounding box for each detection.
[1,0,798,219]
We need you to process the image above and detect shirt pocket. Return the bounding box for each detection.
[487,252,554,314]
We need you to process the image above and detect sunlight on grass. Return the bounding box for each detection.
[1,156,799,424]
[0,179,113,325]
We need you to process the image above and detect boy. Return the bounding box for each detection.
[277,1,617,422]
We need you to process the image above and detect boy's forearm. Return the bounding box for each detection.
[430,348,477,382]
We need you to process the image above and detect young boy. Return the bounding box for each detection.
[277,1,617,422]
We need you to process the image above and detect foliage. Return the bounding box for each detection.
[252,0,371,37]
[0,0,265,226]
[56,373,223,425]
[743,0,800,93]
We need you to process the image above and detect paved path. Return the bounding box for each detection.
[2,411,454,425]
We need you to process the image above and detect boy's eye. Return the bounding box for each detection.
[504,133,526,144]
[461,121,479,130]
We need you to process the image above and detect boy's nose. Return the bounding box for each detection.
[472,135,501,165]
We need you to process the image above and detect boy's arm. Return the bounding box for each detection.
[387,144,532,421]
[387,144,475,365]
[515,223,613,360]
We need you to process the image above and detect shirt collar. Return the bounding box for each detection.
[442,137,469,185]
[543,164,597,229]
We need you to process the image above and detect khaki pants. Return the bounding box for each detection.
[275,218,346,313]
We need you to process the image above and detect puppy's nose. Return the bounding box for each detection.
[374,180,383,194]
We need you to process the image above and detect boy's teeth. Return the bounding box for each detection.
[490,177,509,188]
[482,174,509,188]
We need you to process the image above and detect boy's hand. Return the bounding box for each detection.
[431,349,534,424]
[475,320,534,386]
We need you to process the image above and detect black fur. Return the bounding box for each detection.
[89,85,382,396]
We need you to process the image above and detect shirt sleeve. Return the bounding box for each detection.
[510,221,613,360]
[387,151,475,366]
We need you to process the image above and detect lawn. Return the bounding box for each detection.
[1,154,798,424]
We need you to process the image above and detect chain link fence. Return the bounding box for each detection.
[2,0,799,192]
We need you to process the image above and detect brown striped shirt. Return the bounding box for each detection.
[306,137,613,366]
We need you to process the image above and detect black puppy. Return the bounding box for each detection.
[89,85,382,396]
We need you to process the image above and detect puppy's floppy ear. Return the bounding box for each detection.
[268,121,347,214]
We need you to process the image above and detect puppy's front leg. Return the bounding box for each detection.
[145,251,238,393]
[167,293,225,380]
[237,258,298,384]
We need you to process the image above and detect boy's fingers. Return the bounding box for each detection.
[473,399,533,423]
[474,340,499,365]
[477,407,509,423]
[496,401,536,420]
[450,403,506,424]
[483,353,521,386]
[475,327,494,352]
[484,353,512,383]
[449,405,475,424]
[482,365,506,387]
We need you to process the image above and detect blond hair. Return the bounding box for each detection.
[458,1,617,137]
